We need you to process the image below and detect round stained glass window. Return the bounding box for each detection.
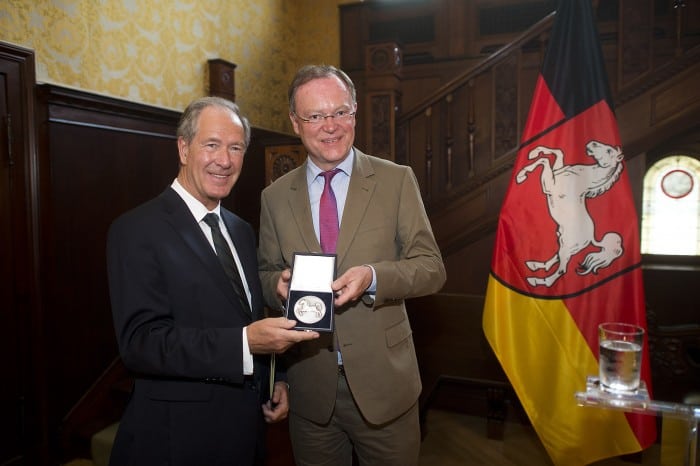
[661,169,693,199]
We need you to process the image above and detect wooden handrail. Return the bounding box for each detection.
[398,11,556,124]
[392,0,700,231]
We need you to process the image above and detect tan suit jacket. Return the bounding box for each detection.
[258,148,445,425]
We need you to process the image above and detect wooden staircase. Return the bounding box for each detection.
[60,358,131,463]
[388,9,700,258]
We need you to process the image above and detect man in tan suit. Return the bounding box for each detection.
[258,65,446,466]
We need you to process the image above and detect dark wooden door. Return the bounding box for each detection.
[0,43,39,466]
[0,51,24,466]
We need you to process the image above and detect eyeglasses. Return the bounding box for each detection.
[293,110,356,126]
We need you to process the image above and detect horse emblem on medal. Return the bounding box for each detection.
[293,296,326,324]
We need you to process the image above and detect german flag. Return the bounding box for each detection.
[482,0,657,463]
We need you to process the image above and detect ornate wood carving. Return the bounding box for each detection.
[493,54,518,159]
[366,42,402,75]
[364,42,403,160]
[264,144,306,185]
[369,94,392,157]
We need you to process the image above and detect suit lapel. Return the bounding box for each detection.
[336,150,376,266]
[160,189,251,322]
[288,163,322,253]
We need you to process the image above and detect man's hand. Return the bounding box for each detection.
[262,381,289,423]
[247,317,319,354]
[332,265,373,307]
[276,268,291,303]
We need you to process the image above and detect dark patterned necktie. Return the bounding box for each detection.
[203,213,250,313]
[319,169,341,254]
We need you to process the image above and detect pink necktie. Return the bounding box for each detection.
[319,169,341,254]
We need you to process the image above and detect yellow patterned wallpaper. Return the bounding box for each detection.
[1,0,358,134]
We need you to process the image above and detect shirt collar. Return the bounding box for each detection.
[306,148,354,187]
[171,178,221,222]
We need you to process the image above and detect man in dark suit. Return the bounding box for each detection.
[107,96,318,466]
[258,65,446,465]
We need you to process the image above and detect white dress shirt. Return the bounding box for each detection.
[171,179,254,375]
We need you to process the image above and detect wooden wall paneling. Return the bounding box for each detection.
[430,189,488,250]
[446,0,469,57]
[339,3,367,72]
[400,75,443,116]
[443,234,496,295]
[619,0,653,87]
[34,84,181,461]
[362,1,441,63]
[616,58,700,158]
[406,293,512,417]
[650,66,700,126]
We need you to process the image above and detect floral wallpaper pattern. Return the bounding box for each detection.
[1,0,355,133]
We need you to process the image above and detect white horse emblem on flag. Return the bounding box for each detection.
[515,141,625,287]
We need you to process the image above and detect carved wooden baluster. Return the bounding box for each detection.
[445,93,453,191]
[467,79,475,178]
[425,106,433,201]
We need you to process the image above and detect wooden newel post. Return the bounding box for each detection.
[364,42,402,161]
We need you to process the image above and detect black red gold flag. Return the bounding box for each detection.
[483,0,657,463]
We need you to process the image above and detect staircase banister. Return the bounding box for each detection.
[614,42,700,107]
[397,10,556,124]
[60,356,131,460]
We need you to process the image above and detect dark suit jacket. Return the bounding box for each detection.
[258,149,446,426]
[107,187,267,466]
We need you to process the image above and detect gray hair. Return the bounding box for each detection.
[288,65,356,113]
[177,96,251,148]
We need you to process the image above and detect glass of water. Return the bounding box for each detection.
[598,322,645,393]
